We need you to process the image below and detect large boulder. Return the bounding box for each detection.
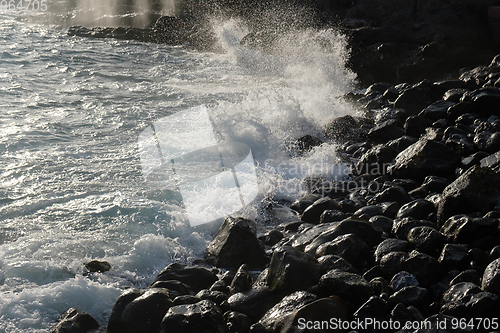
[205,217,268,269]
[107,288,173,333]
[49,308,99,333]
[267,246,322,296]
[159,300,227,333]
[151,263,218,292]
[437,166,500,224]
[389,139,461,181]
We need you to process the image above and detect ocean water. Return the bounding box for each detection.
[0,8,356,332]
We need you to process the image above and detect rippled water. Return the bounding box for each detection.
[0,10,356,331]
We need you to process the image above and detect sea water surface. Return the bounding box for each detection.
[0,8,356,332]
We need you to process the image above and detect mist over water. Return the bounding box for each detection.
[0,3,357,331]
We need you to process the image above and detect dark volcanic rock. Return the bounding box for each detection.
[50,308,99,333]
[367,119,406,143]
[205,217,268,269]
[388,286,430,307]
[438,244,468,271]
[317,254,357,274]
[392,217,436,240]
[404,115,433,138]
[272,297,349,333]
[482,258,500,295]
[390,271,419,292]
[229,264,252,295]
[440,215,498,249]
[159,300,227,333]
[438,166,500,224]
[374,239,408,263]
[258,291,317,331]
[319,270,373,311]
[394,83,432,115]
[301,197,340,224]
[303,218,382,256]
[107,288,173,333]
[85,260,111,273]
[151,263,218,292]
[150,280,192,297]
[225,311,251,333]
[353,296,388,324]
[323,115,358,142]
[226,286,275,321]
[396,199,436,220]
[267,246,321,296]
[315,233,369,267]
[418,100,455,122]
[407,226,443,254]
[290,194,322,214]
[319,210,348,223]
[388,139,461,181]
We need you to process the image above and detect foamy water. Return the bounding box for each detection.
[0,9,356,332]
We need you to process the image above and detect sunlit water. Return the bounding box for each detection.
[0,9,356,332]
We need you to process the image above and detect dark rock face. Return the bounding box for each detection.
[323,115,358,142]
[317,254,357,274]
[407,226,443,254]
[315,233,369,268]
[367,119,406,143]
[437,166,500,224]
[440,215,498,249]
[151,263,218,292]
[301,197,340,224]
[396,199,436,220]
[388,286,430,307]
[225,311,251,333]
[229,264,252,294]
[49,308,99,333]
[438,244,468,271]
[272,297,350,333]
[205,217,268,269]
[107,288,172,333]
[482,258,500,295]
[258,291,317,331]
[389,139,461,181]
[267,246,322,296]
[159,300,227,333]
[318,270,373,310]
[85,260,111,273]
[150,280,192,297]
[226,286,275,321]
[390,271,419,292]
[375,239,408,263]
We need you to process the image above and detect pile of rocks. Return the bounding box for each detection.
[51,54,500,333]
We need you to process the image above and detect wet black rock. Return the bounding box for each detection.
[173,295,201,306]
[367,119,406,143]
[419,100,455,122]
[367,185,411,206]
[85,260,111,273]
[107,288,173,333]
[404,115,433,138]
[374,239,408,263]
[437,166,500,224]
[225,311,251,333]
[159,300,227,333]
[449,269,481,286]
[407,226,443,254]
[49,308,99,333]
[323,115,358,142]
[317,254,357,274]
[318,270,373,310]
[440,215,498,249]
[196,290,228,306]
[290,194,322,214]
[404,250,443,288]
[315,233,369,268]
[389,138,461,181]
[150,280,192,297]
[294,134,323,154]
[230,264,252,295]
[151,263,218,293]
[226,286,275,321]
[319,209,348,223]
[258,229,284,247]
[258,291,317,331]
[301,197,340,224]
[353,296,388,326]
[392,217,435,240]
[380,251,409,278]
[394,83,432,115]
[432,80,467,98]
[369,215,393,234]
[272,296,349,333]
[205,217,268,269]
[303,218,382,256]
[480,150,500,172]
[388,285,430,307]
[482,258,500,295]
[267,246,321,296]
[440,282,482,317]
[438,244,468,271]
[390,271,419,292]
[396,199,436,220]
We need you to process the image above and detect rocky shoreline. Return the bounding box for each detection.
[51,50,500,332]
